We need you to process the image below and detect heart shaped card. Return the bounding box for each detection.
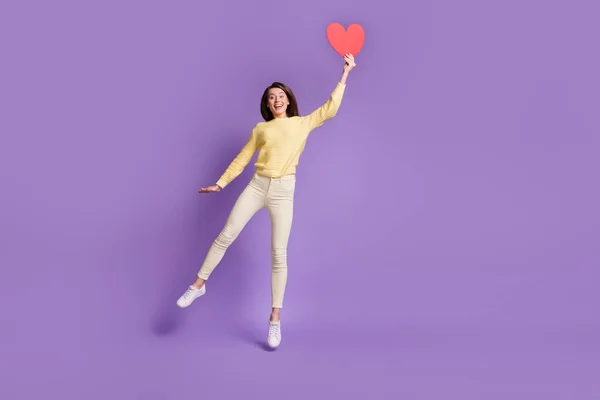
[326,23,365,57]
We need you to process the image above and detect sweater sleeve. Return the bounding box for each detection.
[216,127,258,189]
[301,82,346,132]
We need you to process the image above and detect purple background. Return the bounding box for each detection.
[1,0,599,398]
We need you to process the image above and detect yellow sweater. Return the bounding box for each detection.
[216,82,346,188]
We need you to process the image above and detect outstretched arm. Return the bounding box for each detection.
[302,54,357,132]
[198,127,258,193]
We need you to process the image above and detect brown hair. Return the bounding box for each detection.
[260,82,299,121]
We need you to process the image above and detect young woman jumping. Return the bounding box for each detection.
[177,54,356,348]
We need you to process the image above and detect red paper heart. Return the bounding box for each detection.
[326,23,365,58]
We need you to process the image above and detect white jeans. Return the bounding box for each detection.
[197,173,296,308]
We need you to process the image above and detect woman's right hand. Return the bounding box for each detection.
[198,184,222,193]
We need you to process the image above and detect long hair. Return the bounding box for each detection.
[260,82,299,121]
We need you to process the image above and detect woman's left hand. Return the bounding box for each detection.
[343,53,356,73]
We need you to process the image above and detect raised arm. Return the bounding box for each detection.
[302,54,356,132]
[199,127,258,193]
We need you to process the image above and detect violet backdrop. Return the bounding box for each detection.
[1,0,598,398]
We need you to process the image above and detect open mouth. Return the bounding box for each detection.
[274,104,283,111]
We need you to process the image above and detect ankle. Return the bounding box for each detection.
[270,311,281,322]
[192,279,205,289]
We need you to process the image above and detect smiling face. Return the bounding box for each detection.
[267,87,289,119]
[260,82,299,121]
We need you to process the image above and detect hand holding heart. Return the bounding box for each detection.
[343,53,356,74]
[327,23,363,77]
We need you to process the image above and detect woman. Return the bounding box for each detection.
[177,53,357,348]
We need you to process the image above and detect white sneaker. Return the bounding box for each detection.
[267,321,282,348]
[176,284,206,308]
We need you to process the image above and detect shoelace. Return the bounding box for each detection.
[182,287,197,300]
[268,323,280,338]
